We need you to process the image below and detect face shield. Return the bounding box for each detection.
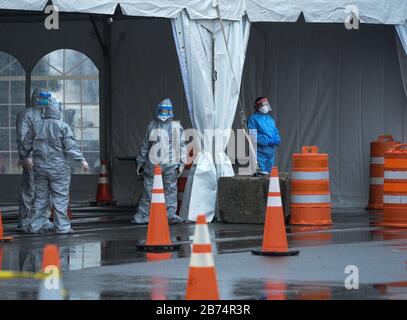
[32,89,52,107]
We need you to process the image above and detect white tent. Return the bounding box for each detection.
[1,1,407,222]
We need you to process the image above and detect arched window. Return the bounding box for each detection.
[31,49,100,174]
[0,52,25,174]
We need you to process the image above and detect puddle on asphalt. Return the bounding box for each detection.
[60,279,407,300]
[1,224,407,273]
[3,276,407,300]
[233,279,407,300]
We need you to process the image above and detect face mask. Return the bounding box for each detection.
[158,115,171,122]
[259,105,270,114]
[38,98,50,106]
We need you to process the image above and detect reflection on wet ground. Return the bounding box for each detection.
[69,280,407,300]
[0,206,406,299]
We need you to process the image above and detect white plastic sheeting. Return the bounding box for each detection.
[246,0,407,24]
[1,1,407,24]
[0,0,48,11]
[172,11,250,222]
[50,0,118,14]
[397,23,407,55]
[396,23,407,104]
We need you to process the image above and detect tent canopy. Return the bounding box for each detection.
[0,0,406,24]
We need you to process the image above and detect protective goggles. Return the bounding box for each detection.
[38,92,52,106]
[157,105,174,117]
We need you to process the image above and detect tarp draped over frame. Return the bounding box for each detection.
[396,23,407,103]
[397,24,407,55]
[172,11,250,222]
[1,1,407,24]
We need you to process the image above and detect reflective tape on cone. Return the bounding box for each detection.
[151,192,165,203]
[267,196,282,207]
[98,177,109,184]
[190,253,214,267]
[268,177,280,193]
[100,165,108,174]
[193,225,211,244]
[153,174,164,189]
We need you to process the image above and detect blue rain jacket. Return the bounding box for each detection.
[247,112,281,173]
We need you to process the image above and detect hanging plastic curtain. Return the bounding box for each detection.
[172,8,251,222]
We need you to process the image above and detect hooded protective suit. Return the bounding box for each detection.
[15,88,50,232]
[248,109,281,174]
[132,99,186,224]
[21,99,86,234]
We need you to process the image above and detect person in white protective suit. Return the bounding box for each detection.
[21,98,89,234]
[15,88,51,232]
[132,98,186,225]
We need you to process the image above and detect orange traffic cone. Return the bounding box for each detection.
[0,210,13,242]
[185,214,219,300]
[92,160,114,206]
[39,244,64,300]
[136,165,180,252]
[252,167,299,256]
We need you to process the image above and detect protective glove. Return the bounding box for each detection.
[22,158,33,170]
[177,164,185,178]
[136,164,144,175]
[81,160,89,172]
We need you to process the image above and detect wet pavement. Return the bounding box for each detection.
[0,206,406,300]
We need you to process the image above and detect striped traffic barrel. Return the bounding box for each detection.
[290,146,332,225]
[383,144,407,227]
[367,135,399,210]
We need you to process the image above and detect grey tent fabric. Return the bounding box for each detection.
[238,22,407,208]
[110,18,191,205]
[109,19,407,208]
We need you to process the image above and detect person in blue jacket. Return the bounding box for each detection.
[247,97,281,175]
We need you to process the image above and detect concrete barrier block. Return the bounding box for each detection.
[217,174,290,224]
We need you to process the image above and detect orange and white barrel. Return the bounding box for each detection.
[290,146,332,226]
[367,135,399,210]
[383,144,407,227]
